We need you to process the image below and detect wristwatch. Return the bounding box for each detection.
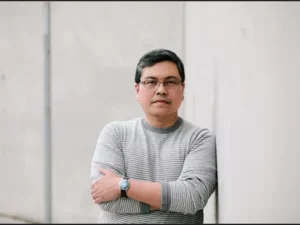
[119,177,130,198]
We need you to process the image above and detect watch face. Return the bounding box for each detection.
[120,179,129,190]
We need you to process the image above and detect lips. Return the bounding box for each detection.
[153,99,170,104]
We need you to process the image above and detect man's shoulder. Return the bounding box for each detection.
[179,119,216,150]
[103,117,142,131]
[181,118,215,138]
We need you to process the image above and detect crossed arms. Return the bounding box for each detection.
[90,123,217,215]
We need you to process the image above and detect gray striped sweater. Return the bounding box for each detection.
[91,117,217,224]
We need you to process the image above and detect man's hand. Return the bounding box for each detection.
[91,168,122,204]
[150,205,160,211]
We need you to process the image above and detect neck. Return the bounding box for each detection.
[144,113,179,128]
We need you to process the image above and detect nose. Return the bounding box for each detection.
[156,82,167,95]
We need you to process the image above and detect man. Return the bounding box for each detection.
[90,49,217,224]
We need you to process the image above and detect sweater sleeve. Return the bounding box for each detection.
[160,128,217,214]
[91,122,150,214]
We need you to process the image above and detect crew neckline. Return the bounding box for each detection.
[141,117,183,134]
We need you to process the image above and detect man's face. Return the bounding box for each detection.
[135,61,185,118]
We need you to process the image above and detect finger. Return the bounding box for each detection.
[91,182,98,190]
[91,188,96,195]
[91,178,104,189]
[91,192,98,200]
[91,184,101,195]
[94,196,102,204]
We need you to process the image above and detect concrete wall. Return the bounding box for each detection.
[183,2,218,222]
[184,1,300,223]
[0,2,45,223]
[2,1,300,224]
[50,2,185,223]
[1,1,203,223]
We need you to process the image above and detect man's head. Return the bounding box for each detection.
[134,49,185,119]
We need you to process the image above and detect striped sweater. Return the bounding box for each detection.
[91,117,217,224]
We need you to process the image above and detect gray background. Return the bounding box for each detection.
[1,1,300,223]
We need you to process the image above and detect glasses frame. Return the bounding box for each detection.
[139,79,183,90]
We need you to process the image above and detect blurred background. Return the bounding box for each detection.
[1,1,300,223]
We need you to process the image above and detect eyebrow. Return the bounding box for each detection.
[144,76,180,80]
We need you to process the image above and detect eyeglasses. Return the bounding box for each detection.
[140,79,183,90]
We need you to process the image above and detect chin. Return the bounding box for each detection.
[149,109,173,118]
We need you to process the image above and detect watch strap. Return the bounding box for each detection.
[121,189,127,198]
[120,177,129,198]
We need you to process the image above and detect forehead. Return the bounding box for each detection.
[141,61,181,80]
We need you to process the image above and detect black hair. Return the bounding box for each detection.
[135,49,185,84]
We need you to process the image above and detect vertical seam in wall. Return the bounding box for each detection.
[211,21,219,223]
[181,1,186,63]
[180,1,186,118]
[43,1,52,223]
[212,59,219,224]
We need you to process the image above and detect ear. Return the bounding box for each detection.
[182,83,185,100]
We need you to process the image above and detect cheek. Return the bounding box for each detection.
[138,91,153,104]
[173,89,184,99]
[170,91,184,106]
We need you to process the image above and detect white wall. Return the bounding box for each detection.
[183,2,218,223]
[4,1,300,224]
[184,1,300,223]
[0,2,45,223]
[50,2,184,223]
[0,1,185,223]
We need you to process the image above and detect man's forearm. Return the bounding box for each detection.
[126,179,162,210]
[98,198,150,214]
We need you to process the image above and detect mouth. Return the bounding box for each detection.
[153,100,170,104]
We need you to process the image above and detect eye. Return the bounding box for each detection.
[165,80,177,85]
[145,80,157,85]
